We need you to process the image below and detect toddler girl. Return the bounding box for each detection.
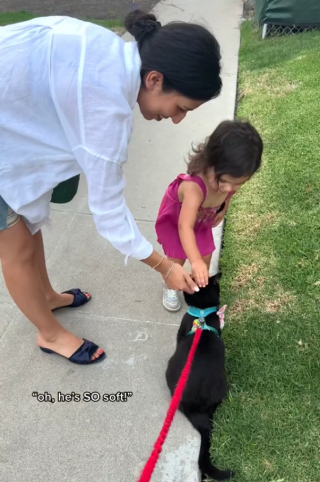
[155,119,263,311]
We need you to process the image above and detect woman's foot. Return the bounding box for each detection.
[47,290,91,311]
[37,330,104,362]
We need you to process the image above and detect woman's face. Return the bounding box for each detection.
[137,71,205,124]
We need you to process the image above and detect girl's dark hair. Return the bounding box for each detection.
[187,120,263,179]
[124,9,222,101]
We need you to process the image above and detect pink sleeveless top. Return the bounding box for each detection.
[155,174,234,259]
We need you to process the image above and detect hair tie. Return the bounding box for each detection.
[142,19,161,33]
[135,18,161,43]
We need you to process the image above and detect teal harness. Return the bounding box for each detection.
[186,306,220,338]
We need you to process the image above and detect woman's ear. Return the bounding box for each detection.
[144,71,164,93]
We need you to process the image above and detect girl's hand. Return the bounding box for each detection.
[142,252,198,294]
[165,263,199,294]
[191,259,209,288]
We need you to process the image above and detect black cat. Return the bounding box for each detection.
[165,273,234,481]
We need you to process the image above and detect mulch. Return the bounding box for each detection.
[0,0,159,21]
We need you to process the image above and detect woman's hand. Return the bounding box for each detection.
[191,259,209,288]
[165,263,199,294]
[141,251,198,294]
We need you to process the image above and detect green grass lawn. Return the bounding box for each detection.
[211,22,320,481]
[0,11,123,32]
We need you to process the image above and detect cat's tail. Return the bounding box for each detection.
[182,410,235,481]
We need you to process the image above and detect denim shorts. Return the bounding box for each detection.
[0,196,20,231]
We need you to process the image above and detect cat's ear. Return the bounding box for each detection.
[214,272,222,283]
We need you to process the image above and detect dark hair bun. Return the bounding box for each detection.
[124,9,161,43]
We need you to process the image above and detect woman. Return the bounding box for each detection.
[0,10,222,365]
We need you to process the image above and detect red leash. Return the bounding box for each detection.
[137,327,202,482]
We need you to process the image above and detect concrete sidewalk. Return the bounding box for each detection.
[0,1,242,481]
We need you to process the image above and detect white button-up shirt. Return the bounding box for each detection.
[0,16,153,261]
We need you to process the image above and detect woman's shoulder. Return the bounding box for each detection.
[83,23,128,65]
[85,20,125,44]
[82,24,141,107]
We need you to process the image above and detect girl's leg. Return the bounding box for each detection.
[0,218,103,361]
[202,253,213,272]
[167,257,185,267]
[33,230,89,310]
[162,257,185,312]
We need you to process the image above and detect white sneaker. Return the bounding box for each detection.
[162,286,181,312]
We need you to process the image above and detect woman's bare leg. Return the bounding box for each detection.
[0,219,103,361]
[33,230,90,310]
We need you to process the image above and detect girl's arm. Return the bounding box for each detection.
[178,182,209,287]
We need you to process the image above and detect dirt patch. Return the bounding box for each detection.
[0,0,159,21]
[231,263,265,291]
[231,212,277,238]
[229,284,296,318]
[239,71,301,101]
[262,460,274,472]
[264,291,296,313]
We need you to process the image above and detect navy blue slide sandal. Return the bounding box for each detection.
[39,339,106,365]
[52,288,92,312]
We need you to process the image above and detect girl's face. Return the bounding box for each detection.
[218,174,250,194]
[207,171,250,194]
[137,71,204,124]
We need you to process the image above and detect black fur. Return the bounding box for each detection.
[165,273,234,481]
